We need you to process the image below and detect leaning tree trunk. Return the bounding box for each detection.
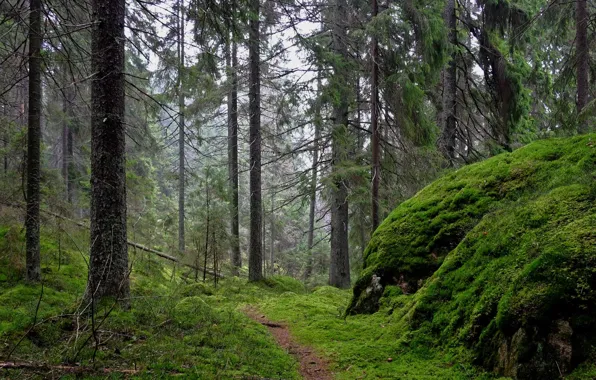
[370,0,381,232]
[248,0,263,282]
[178,0,186,254]
[25,0,42,282]
[328,0,351,289]
[86,0,129,306]
[441,0,457,161]
[576,0,589,133]
[227,38,241,275]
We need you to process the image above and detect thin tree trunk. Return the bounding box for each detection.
[178,0,186,254]
[441,0,457,160]
[371,0,381,232]
[269,189,274,274]
[227,38,241,275]
[203,175,210,283]
[86,0,129,305]
[329,0,351,289]
[355,77,367,256]
[304,76,321,279]
[576,0,589,133]
[3,133,7,174]
[212,228,217,287]
[25,0,42,282]
[248,0,263,282]
[62,70,75,204]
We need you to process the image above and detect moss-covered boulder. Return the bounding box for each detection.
[348,135,596,378]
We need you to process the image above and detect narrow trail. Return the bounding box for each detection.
[242,306,333,380]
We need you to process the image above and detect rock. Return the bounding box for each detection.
[547,320,573,373]
[497,320,574,379]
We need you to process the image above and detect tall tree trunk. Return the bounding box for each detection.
[87,0,129,305]
[25,0,42,282]
[248,0,263,282]
[329,0,351,289]
[62,70,75,205]
[304,77,321,279]
[227,38,241,275]
[370,0,381,232]
[178,0,186,254]
[441,0,457,160]
[576,0,589,133]
[357,81,367,256]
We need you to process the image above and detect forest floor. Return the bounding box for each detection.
[243,305,333,380]
[0,221,493,379]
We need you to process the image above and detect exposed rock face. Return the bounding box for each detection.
[497,320,573,379]
[548,320,573,374]
[348,273,385,314]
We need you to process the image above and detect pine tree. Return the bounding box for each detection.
[370,0,381,232]
[178,0,186,254]
[440,0,457,161]
[576,0,588,133]
[328,0,351,289]
[227,36,241,275]
[86,0,130,306]
[25,0,42,282]
[248,0,263,281]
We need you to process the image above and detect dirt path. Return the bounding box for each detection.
[242,306,333,380]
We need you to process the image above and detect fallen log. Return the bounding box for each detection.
[0,201,223,278]
[0,361,141,375]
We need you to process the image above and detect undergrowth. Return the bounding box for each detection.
[0,224,301,379]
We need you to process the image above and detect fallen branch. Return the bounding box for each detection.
[0,361,141,375]
[0,201,223,278]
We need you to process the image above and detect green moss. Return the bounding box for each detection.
[0,226,301,379]
[258,287,493,379]
[349,134,596,377]
[180,282,215,297]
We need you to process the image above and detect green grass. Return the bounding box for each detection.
[0,225,301,379]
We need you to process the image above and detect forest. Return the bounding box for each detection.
[0,0,595,378]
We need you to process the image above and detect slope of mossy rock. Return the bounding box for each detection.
[348,135,596,378]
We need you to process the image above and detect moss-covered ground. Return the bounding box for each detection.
[0,222,496,379]
[0,224,303,379]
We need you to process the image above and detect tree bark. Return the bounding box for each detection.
[87,0,129,306]
[441,0,457,160]
[248,0,263,282]
[329,0,351,289]
[178,0,186,254]
[227,38,241,275]
[576,0,589,133]
[25,0,42,282]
